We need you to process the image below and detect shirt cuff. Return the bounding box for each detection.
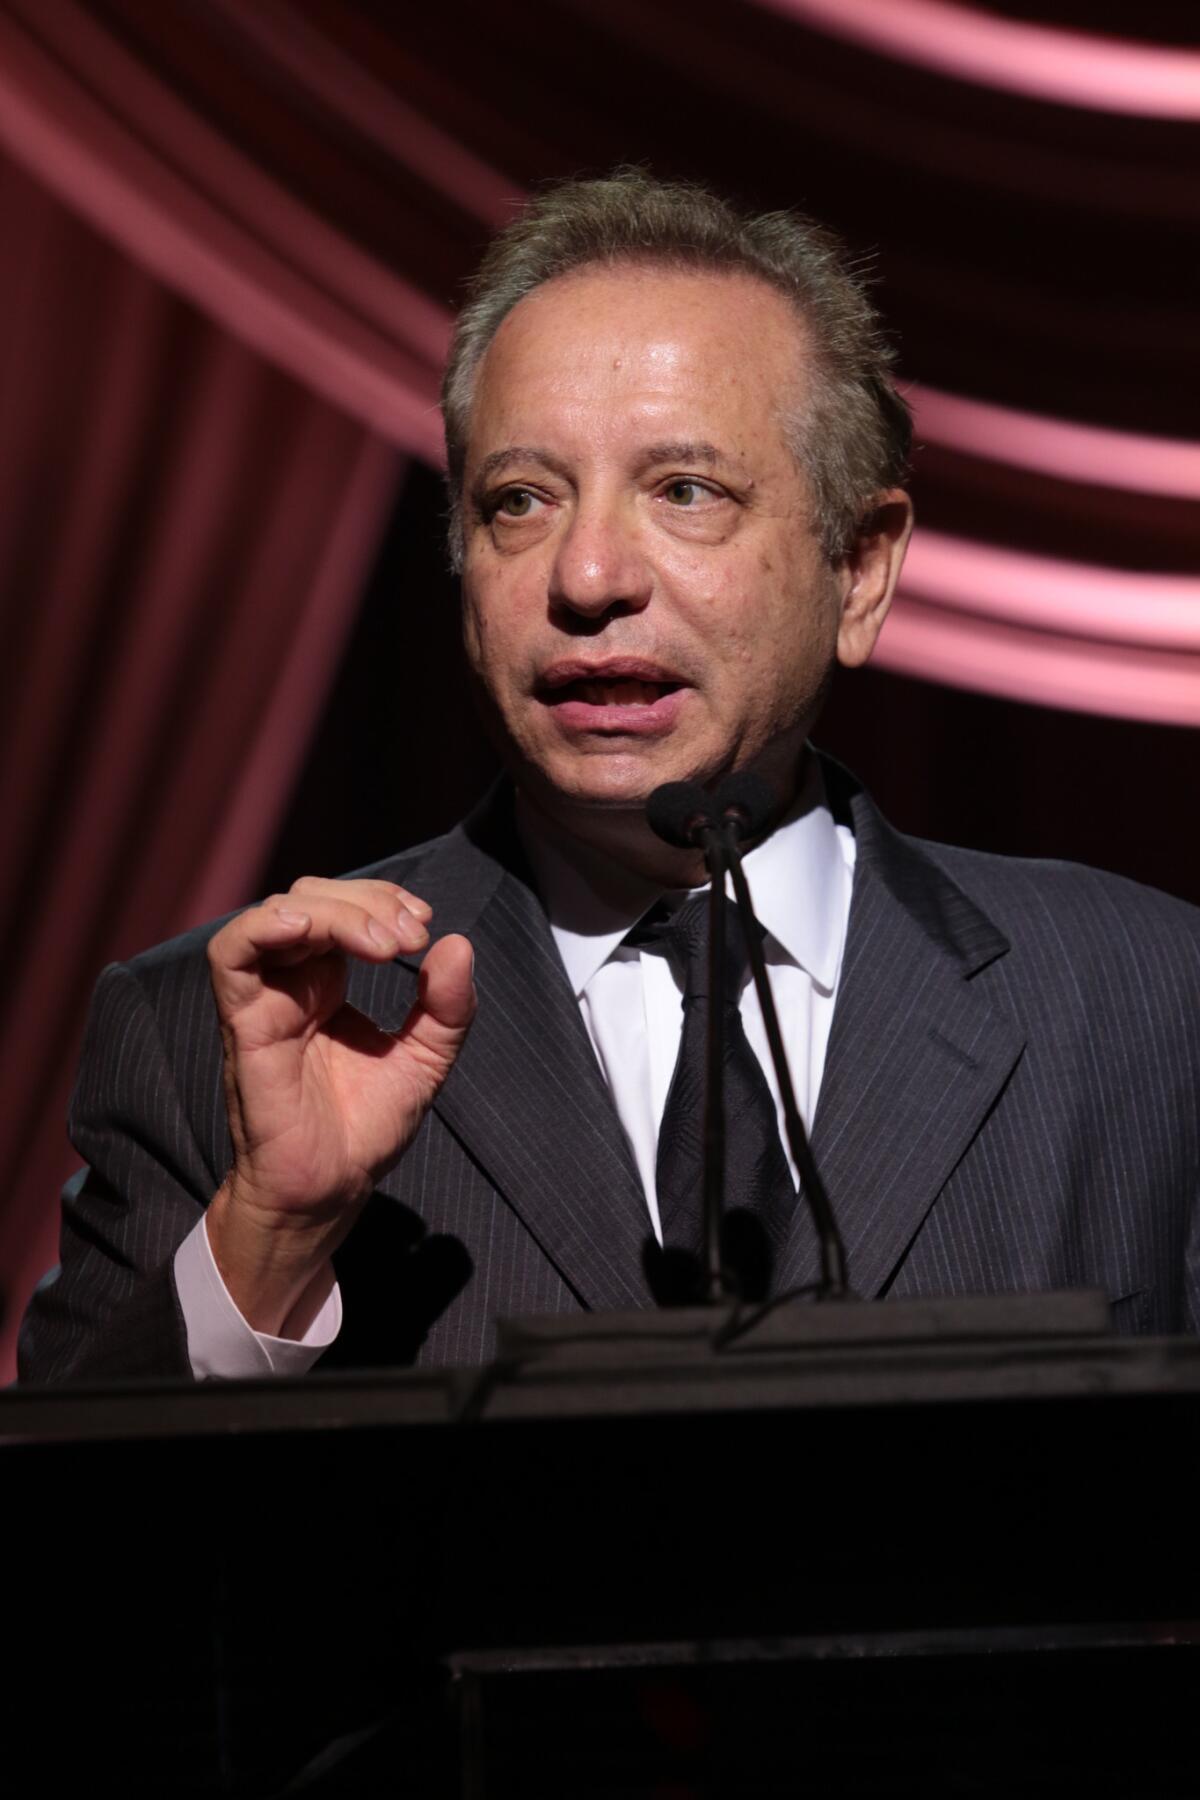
[174,1212,342,1379]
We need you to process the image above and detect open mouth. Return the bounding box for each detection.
[543,677,683,707]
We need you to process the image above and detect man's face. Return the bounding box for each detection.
[460,265,894,836]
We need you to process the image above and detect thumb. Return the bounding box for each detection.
[395,933,476,1082]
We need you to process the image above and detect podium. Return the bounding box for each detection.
[6,1314,1200,1796]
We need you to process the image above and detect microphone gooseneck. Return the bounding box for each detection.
[644,775,851,1303]
[645,780,728,1301]
[716,803,849,1300]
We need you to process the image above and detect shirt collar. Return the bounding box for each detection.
[518,752,855,999]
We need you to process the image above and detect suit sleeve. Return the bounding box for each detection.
[18,959,224,1384]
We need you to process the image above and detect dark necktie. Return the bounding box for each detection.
[632,893,797,1300]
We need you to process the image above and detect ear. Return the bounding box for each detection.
[834,491,913,669]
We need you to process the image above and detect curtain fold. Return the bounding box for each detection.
[0,0,451,460]
[0,158,401,1375]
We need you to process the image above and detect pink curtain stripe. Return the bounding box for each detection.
[759,0,1200,118]
[908,388,1200,502]
[14,0,451,359]
[879,596,1200,726]
[902,532,1200,654]
[575,0,1199,224]
[5,4,1194,509]
[0,2,446,462]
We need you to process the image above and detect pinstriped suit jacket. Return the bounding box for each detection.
[19,758,1200,1382]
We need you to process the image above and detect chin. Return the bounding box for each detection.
[529,752,686,814]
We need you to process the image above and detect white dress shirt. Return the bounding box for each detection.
[519,759,856,1238]
[175,756,855,1374]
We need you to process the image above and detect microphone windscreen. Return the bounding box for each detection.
[714,772,776,841]
[645,781,714,848]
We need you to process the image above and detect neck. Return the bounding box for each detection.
[516,751,810,890]
[521,797,710,888]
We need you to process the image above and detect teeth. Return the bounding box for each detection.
[576,679,664,705]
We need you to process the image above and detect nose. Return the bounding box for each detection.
[548,495,653,622]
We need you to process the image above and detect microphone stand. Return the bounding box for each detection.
[694,821,730,1306]
[718,813,849,1301]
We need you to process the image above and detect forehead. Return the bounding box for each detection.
[466,265,808,462]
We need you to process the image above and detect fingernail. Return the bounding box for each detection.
[277,908,309,926]
[408,898,433,920]
[367,917,398,948]
[398,908,429,940]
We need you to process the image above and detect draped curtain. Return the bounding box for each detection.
[0,0,1196,1374]
[0,135,404,1372]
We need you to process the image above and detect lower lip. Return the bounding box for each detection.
[542,689,689,737]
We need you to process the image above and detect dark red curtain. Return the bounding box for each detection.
[0,148,400,1373]
[0,0,1196,1376]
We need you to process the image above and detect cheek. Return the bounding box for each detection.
[709,556,839,714]
[461,595,489,682]
[663,547,751,631]
[673,559,788,671]
[462,578,522,686]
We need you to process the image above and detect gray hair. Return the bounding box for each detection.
[442,169,911,567]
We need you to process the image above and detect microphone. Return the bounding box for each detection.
[712,772,775,844]
[643,774,774,851]
[645,781,716,850]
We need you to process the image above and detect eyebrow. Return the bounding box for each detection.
[473,440,731,490]
[474,447,572,489]
[633,441,724,474]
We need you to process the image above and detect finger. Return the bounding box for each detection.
[211,894,424,983]
[279,892,428,956]
[208,904,311,975]
[396,888,433,921]
[291,875,433,925]
[395,934,477,1079]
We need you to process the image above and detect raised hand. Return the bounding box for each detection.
[202,877,475,1335]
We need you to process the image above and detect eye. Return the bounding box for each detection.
[661,478,716,507]
[494,487,544,518]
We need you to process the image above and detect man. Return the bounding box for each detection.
[19,172,1200,1382]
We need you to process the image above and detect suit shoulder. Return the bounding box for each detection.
[924,837,1199,922]
[919,837,1200,976]
[341,828,459,888]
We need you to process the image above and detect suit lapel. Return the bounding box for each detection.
[779,764,1026,1297]
[350,787,654,1313]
